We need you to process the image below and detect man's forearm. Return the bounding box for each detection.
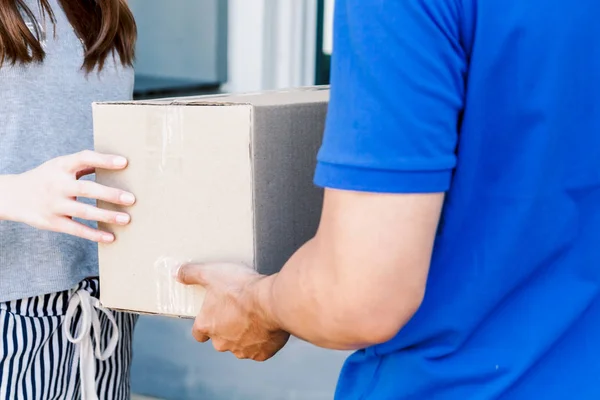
[255,238,379,350]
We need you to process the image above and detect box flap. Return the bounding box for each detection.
[94,85,330,107]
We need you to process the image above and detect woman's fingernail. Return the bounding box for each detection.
[116,214,130,224]
[113,157,127,167]
[102,233,115,243]
[120,193,136,205]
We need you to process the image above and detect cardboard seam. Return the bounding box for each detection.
[92,101,249,107]
[100,305,194,320]
[249,106,258,272]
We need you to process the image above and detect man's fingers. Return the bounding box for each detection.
[52,217,115,243]
[211,339,229,353]
[176,262,256,286]
[60,150,128,173]
[69,180,136,206]
[232,350,250,360]
[193,331,210,343]
[176,264,211,286]
[192,321,211,343]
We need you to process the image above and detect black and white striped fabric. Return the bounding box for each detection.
[0,279,138,400]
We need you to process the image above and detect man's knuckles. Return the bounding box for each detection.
[212,339,230,353]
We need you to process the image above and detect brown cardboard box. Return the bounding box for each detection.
[92,87,328,318]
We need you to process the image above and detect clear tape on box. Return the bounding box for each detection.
[154,256,205,317]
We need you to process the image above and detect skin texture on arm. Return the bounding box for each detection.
[257,189,445,350]
[177,188,445,359]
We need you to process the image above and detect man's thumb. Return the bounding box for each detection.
[174,263,209,286]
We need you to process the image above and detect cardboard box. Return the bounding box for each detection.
[92,87,328,318]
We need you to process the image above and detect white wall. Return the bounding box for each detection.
[223,0,267,92]
[225,0,317,93]
[323,0,334,55]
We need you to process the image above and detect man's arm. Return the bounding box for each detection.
[250,0,465,350]
[256,189,444,350]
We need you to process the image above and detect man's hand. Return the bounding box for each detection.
[176,263,290,362]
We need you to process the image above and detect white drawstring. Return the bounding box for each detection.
[63,289,120,400]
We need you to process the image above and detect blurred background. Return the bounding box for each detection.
[127,1,349,399]
[131,0,333,98]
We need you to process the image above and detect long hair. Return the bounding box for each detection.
[0,0,137,72]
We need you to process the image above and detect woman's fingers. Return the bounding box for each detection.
[69,180,136,206]
[39,151,135,243]
[60,201,131,226]
[59,150,128,173]
[52,217,115,243]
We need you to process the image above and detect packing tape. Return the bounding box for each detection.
[145,107,185,176]
[154,256,205,317]
[160,107,184,174]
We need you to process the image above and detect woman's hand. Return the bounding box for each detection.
[0,150,135,243]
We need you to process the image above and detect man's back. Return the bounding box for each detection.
[318,0,600,398]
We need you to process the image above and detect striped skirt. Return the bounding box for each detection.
[0,279,138,400]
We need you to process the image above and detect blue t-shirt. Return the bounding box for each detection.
[315,0,600,399]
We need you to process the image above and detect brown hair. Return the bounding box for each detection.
[0,0,137,72]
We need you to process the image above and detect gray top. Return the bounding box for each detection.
[0,0,134,302]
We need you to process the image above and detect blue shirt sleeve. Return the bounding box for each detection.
[314,0,467,193]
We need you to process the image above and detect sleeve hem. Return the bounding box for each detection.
[314,162,452,193]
